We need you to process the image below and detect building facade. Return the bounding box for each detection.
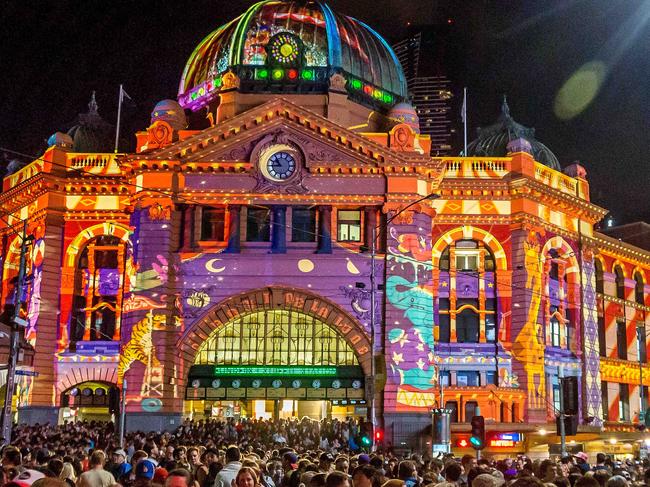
[1,0,650,457]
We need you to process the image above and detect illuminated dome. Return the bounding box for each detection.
[178,1,407,112]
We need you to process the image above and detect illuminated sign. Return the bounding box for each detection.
[489,439,515,447]
[457,438,469,448]
[213,366,338,376]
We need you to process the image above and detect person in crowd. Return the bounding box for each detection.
[77,451,115,487]
[165,469,192,487]
[60,462,77,487]
[325,472,350,487]
[539,460,559,484]
[320,454,335,474]
[108,449,131,480]
[335,457,350,475]
[236,467,260,487]
[133,459,157,487]
[459,457,477,487]
[215,445,242,487]
[352,465,380,487]
[605,476,629,487]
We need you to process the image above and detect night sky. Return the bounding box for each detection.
[1,1,648,224]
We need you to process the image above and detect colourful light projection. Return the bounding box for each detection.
[268,33,301,65]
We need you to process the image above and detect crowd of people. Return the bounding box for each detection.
[1,419,649,487]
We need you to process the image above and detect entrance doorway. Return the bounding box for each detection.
[184,307,368,420]
[60,381,119,422]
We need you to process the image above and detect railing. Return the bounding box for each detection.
[443,157,511,179]
[534,162,578,196]
[67,153,122,175]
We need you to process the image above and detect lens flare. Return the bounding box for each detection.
[554,61,608,120]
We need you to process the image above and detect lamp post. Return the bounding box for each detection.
[368,192,440,437]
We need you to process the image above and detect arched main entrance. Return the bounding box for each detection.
[60,381,120,423]
[179,287,371,421]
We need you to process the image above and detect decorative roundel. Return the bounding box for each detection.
[331,379,342,389]
[212,379,221,389]
[352,380,362,390]
[312,379,321,389]
[292,379,301,389]
[69,388,79,397]
[81,387,93,397]
[272,379,282,389]
[232,379,241,389]
[191,379,201,389]
[252,379,262,389]
[268,33,301,65]
[94,388,106,397]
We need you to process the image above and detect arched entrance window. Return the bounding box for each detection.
[187,308,365,420]
[60,381,119,422]
[194,309,358,366]
[438,240,497,343]
[70,236,127,343]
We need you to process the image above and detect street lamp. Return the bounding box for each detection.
[367,192,440,435]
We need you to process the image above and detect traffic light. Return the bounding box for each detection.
[360,421,373,448]
[562,377,579,415]
[374,428,383,445]
[470,415,485,450]
[645,407,650,428]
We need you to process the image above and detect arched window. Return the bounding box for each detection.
[635,272,645,305]
[71,235,126,343]
[594,259,604,294]
[437,240,497,344]
[615,265,625,300]
[464,400,479,422]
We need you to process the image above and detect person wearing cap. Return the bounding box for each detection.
[573,453,590,473]
[282,452,298,487]
[77,451,115,487]
[214,446,242,487]
[134,460,157,487]
[108,449,131,480]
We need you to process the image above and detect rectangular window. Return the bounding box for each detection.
[246,207,271,242]
[552,381,561,414]
[486,371,498,386]
[456,371,480,387]
[486,298,497,343]
[291,207,317,242]
[638,324,647,363]
[337,210,361,242]
[201,207,226,241]
[598,316,607,357]
[619,383,629,421]
[439,371,450,387]
[455,251,479,271]
[438,298,450,343]
[550,306,561,347]
[601,381,609,421]
[617,320,628,360]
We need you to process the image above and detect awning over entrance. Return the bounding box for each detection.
[186,365,365,401]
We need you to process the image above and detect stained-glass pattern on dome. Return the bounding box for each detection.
[178,0,407,111]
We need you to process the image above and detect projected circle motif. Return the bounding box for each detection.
[269,33,300,65]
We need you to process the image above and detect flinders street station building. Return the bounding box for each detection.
[2,0,650,458]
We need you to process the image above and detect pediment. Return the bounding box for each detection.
[139,98,435,170]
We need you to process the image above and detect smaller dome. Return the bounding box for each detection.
[387,102,420,133]
[151,100,187,130]
[66,92,114,153]
[466,96,561,170]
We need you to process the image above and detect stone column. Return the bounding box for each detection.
[224,205,241,254]
[179,204,196,251]
[271,206,287,254]
[19,213,65,425]
[363,207,377,251]
[316,206,332,254]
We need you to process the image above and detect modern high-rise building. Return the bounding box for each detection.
[393,28,455,156]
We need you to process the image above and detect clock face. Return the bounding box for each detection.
[332,379,341,389]
[292,379,301,389]
[266,151,296,181]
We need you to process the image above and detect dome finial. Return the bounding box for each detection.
[88,91,99,114]
[501,94,510,118]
